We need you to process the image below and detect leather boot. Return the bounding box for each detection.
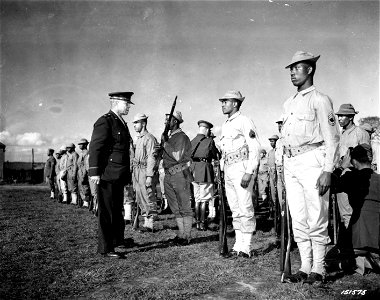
[200,202,207,231]
[195,202,201,230]
[183,216,193,244]
[176,217,184,239]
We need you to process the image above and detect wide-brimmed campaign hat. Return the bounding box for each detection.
[66,143,75,148]
[219,90,245,102]
[268,135,279,141]
[166,111,183,123]
[133,113,148,123]
[198,120,213,129]
[108,92,134,104]
[285,51,320,69]
[77,138,89,145]
[336,104,358,115]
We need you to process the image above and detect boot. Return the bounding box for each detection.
[195,202,201,230]
[62,193,68,203]
[233,229,243,253]
[71,193,78,205]
[124,202,133,223]
[311,241,327,276]
[172,217,188,245]
[240,232,256,258]
[83,196,89,208]
[183,216,193,244]
[297,240,313,275]
[50,191,55,199]
[200,202,207,231]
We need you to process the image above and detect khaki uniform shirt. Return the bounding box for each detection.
[338,124,370,158]
[281,86,340,172]
[267,148,276,169]
[220,111,261,174]
[134,130,158,177]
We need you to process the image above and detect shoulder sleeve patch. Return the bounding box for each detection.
[249,129,256,138]
[328,112,336,126]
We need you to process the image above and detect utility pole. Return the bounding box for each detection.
[31,148,35,183]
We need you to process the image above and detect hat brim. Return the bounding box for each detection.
[218,97,245,102]
[285,55,320,69]
[165,114,183,123]
[335,110,358,115]
[197,120,213,129]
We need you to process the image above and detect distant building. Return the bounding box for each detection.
[0,142,5,181]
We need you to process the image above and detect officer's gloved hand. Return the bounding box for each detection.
[90,175,100,185]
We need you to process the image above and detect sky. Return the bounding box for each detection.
[1,0,379,162]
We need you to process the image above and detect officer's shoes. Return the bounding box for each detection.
[172,236,189,246]
[283,271,308,283]
[303,272,325,285]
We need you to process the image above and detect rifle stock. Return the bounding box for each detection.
[133,203,140,230]
[215,160,228,256]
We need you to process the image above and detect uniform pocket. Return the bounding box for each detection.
[294,113,315,137]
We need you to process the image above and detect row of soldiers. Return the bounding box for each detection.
[44,139,96,210]
[44,50,379,285]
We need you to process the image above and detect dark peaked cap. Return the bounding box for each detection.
[109,92,134,104]
[198,120,213,129]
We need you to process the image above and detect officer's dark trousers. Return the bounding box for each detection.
[97,180,125,254]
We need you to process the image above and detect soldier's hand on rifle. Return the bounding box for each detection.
[145,176,152,187]
[90,175,100,185]
[240,173,252,189]
[161,133,169,144]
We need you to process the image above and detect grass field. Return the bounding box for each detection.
[1,186,379,299]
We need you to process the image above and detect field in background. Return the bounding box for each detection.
[1,186,379,299]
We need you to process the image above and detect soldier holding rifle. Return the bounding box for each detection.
[219,90,261,258]
[159,107,193,245]
[281,51,340,284]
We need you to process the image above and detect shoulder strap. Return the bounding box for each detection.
[191,136,206,158]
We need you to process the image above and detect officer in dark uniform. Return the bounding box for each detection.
[89,92,134,258]
[190,120,220,230]
[44,148,56,199]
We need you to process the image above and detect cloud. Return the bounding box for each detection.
[0,131,47,146]
[16,132,46,146]
[49,106,62,113]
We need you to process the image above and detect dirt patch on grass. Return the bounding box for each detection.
[1,187,380,299]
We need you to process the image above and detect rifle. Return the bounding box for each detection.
[215,160,228,256]
[331,192,338,244]
[161,96,177,147]
[133,203,140,230]
[280,196,292,282]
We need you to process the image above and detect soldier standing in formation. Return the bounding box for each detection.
[257,149,270,205]
[77,138,91,208]
[132,113,159,232]
[44,148,56,199]
[219,90,261,258]
[54,149,63,201]
[281,51,340,284]
[275,116,286,207]
[161,111,193,245]
[190,120,220,231]
[335,104,370,229]
[58,145,69,203]
[89,92,134,258]
[61,143,79,205]
[268,135,279,233]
